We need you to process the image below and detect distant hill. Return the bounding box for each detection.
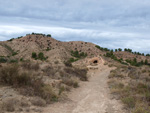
[0,33,149,66]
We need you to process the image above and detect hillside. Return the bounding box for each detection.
[0,34,105,63]
[0,33,150,113]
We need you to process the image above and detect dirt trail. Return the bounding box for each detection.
[43,63,125,113]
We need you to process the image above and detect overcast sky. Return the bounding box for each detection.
[0,0,150,53]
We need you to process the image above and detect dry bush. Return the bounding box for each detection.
[0,64,32,87]
[21,62,39,71]
[20,99,29,107]
[0,64,58,104]
[42,65,56,78]
[62,78,79,88]
[64,61,72,67]
[2,98,19,112]
[64,67,88,81]
[104,62,108,65]
[142,69,146,73]
[0,64,19,85]
[30,97,46,107]
[133,105,150,113]
[121,96,136,108]
[38,84,58,103]
[109,71,124,79]
[108,64,113,67]
[108,65,150,112]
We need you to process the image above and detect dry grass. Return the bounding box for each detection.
[108,65,150,112]
[62,78,79,88]
[0,64,58,104]
[21,62,40,71]
[64,67,88,81]
[1,98,19,112]
[30,97,46,107]
[0,61,89,112]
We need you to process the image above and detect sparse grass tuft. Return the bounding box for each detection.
[122,96,135,108]
[108,65,150,112]
[21,62,40,71]
[64,67,88,81]
[0,64,58,103]
[62,78,79,88]
[2,98,18,112]
[30,97,46,107]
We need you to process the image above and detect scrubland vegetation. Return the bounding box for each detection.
[108,64,150,113]
[0,60,88,112]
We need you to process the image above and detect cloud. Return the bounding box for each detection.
[0,24,150,53]
[0,0,150,53]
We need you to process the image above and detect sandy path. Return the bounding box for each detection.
[43,64,125,113]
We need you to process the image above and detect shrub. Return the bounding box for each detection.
[95,45,110,51]
[122,96,135,108]
[0,58,7,63]
[32,52,47,61]
[30,97,46,107]
[47,34,51,37]
[12,52,18,56]
[0,64,19,85]
[0,64,57,103]
[46,47,51,51]
[71,50,87,58]
[32,52,37,59]
[2,98,17,112]
[38,52,44,60]
[64,67,88,81]
[8,38,14,41]
[59,86,65,95]
[69,58,79,62]
[20,58,24,61]
[62,78,79,88]
[38,84,58,103]
[64,61,72,67]
[9,59,18,63]
[21,62,39,71]
[16,73,32,86]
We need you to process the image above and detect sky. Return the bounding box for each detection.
[0,0,150,53]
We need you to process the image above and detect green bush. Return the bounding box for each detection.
[32,52,47,61]
[9,59,18,63]
[46,47,51,51]
[38,52,44,60]
[32,52,37,59]
[0,58,7,63]
[69,58,79,62]
[7,38,14,41]
[47,34,51,37]
[12,52,18,56]
[71,50,87,58]
[95,45,110,51]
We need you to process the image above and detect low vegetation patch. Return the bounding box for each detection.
[0,64,57,103]
[71,50,87,59]
[104,51,149,67]
[95,45,110,51]
[108,65,150,112]
[32,52,48,61]
[64,67,88,81]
